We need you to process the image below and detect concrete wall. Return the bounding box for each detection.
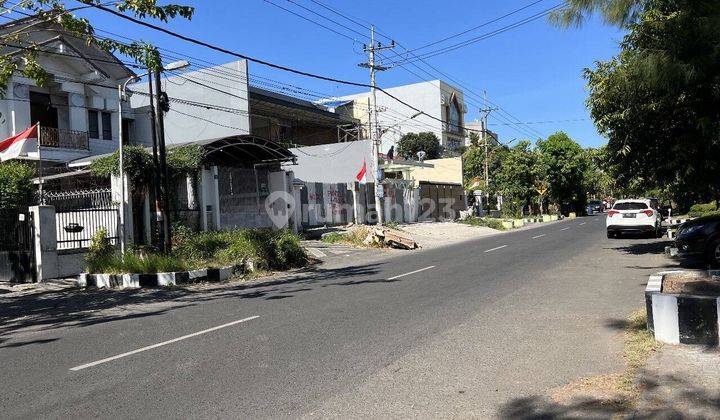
[285,140,376,184]
[334,80,467,153]
[409,157,463,185]
[130,60,251,146]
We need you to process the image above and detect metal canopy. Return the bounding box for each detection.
[198,135,297,166]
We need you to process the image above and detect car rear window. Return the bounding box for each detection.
[613,202,648,210]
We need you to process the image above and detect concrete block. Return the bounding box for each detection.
[652,294,679,344]
[188,269,208,282]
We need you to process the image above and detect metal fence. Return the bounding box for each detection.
[44,189,113,211]
[56,208,119,250]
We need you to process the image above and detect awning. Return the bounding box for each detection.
[197,135,296,166]
[68,135,296,168]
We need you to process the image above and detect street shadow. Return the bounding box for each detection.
[0,262,384,342]
[0,337,60,348]
[610,241,671,255]
[497,371,720,419]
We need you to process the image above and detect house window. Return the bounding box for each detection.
[88,110,99,138]
[101,112,112,140]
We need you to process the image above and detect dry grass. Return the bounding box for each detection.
[550,309,662,413]
[322,226,385,248]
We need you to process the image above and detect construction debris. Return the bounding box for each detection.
[363,227,419,250]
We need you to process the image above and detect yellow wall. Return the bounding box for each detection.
[409,157,463,185]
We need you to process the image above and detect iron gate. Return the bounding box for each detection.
[0,209,35,283]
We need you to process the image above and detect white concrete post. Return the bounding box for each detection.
[211,165,221,230]
[199,169,208,232]
[352,182,361,224]
[186,174,198,210]
[29,205,58,281]
[111,174,133,248]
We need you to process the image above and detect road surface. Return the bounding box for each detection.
[0,216,672,418]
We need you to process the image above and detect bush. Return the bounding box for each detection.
[457,217,506,230]
[86,228,116,272]
[688,201,717,218]
[174,227,307,271]
[86,252,187,274]
[0,161,34,208]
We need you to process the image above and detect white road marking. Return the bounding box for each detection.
[387,265,436,280]
[579,222,586,225]
[561,227,570,231]
[307,247,326,258]
[484,245,508,253]
[532,234,546,239]
[70,316,260,371]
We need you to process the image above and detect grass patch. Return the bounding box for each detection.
[321,232,346,244]
[86,252,187,274]
[457,216,506,230]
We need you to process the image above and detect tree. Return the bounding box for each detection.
[0,1,194,95]
[396,132,442,160]
[492,140,540,217]
[0,161,34,208]
[536,132,589,214]
[552,0,720,210]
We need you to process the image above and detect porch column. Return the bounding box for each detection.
[199,167,211,231]
[211,165,221,230]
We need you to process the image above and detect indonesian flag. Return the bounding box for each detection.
[0,124,38,161]
[356,159,367,182]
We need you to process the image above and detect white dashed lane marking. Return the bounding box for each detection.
[484,245,508,253]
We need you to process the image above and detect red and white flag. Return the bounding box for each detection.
[0,124,38,161]
[356,159,367,182]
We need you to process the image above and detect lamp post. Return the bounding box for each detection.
[117,75,141,256]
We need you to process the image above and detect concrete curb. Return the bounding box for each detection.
[78,265,240,289]
[645,271,720,346]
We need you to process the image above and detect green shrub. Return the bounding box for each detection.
[458,217,506,230]
[86,252,188,274]
[86,228,116,272]
[688,201,718,218]
[321,232,346,244]
[174,227,307,270]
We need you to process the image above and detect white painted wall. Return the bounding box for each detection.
[333,80,466,153]
[285,140,376,184]
[130,61,251,146]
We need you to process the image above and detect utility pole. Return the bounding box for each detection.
[153,69,172,253]
[359,26,394,225]
[147,69,163,251]
[479,92,498,210]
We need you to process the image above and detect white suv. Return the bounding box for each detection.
[606,199,661,238]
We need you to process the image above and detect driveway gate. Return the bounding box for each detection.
[0,209,35,283]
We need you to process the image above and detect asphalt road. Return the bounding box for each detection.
[0,216,673,419]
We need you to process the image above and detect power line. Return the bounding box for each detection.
[403,0,548,53]
[389,3,567,65]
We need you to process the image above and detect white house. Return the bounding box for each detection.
[0,16,144,171]
[326,80,468,155]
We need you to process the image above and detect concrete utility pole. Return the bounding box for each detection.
[479,92,498,208]
[359,26,394,225]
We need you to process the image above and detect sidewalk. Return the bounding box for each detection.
[634,345,720,418]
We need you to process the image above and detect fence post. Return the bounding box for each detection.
[29,205,58,281]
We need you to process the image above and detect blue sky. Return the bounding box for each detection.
[79,0,625,148]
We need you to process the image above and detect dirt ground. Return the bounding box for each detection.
[395,221,500,249]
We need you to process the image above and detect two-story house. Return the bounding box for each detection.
[326,80,468,155]
[0,16,141,181]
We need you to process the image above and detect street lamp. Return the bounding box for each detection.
[117,74,141,256]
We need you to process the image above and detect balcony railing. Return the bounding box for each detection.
[40,127,89,150]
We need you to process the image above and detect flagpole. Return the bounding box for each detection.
[37,122,44,205]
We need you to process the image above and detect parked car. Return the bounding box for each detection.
[606,199,662,238]
[588,200,604,214]
[675,215,720,264]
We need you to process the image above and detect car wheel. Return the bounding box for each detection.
[707,241,720,266]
